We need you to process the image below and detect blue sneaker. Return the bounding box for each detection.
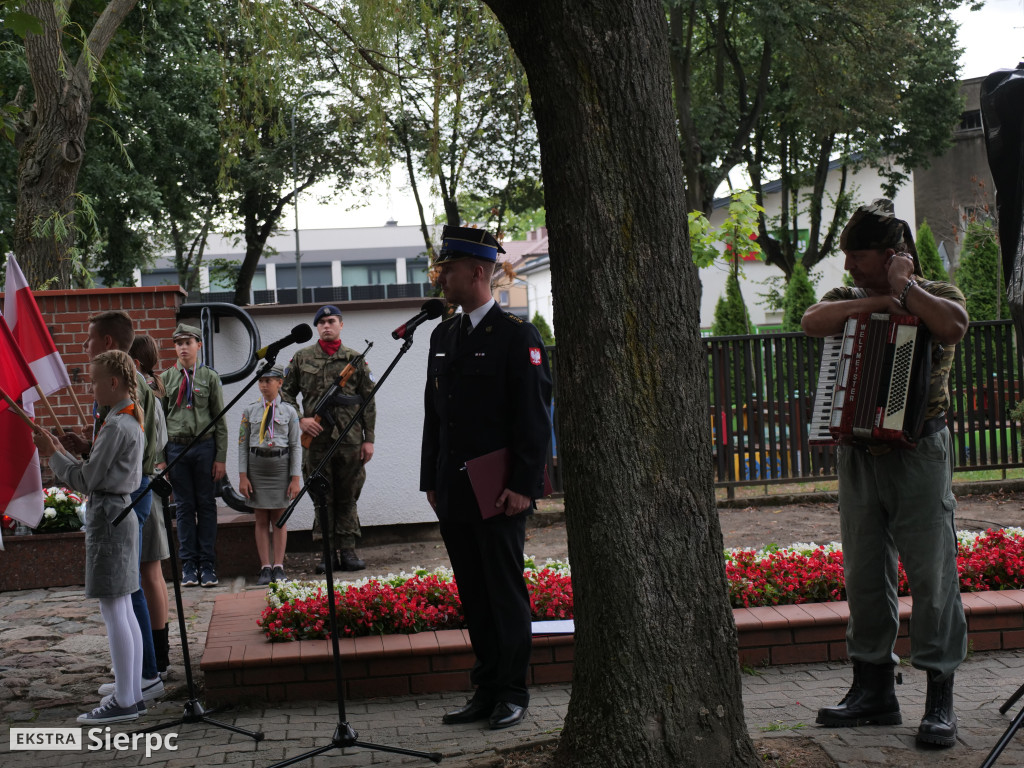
[181,562,198,587]
[77,696,138,724]
[200,564,218,588]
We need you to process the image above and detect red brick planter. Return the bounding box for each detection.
[0,509,260,593]
[200,589,1024,705]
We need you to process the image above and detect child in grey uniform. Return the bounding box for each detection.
[238,364,301,585]
[34,350,145,723]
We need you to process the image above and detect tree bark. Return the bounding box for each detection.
[485,2,757,766]
[15,0,138,288]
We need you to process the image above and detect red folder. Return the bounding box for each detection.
[464,447,553,519]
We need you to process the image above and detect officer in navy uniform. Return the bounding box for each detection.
[420,225,553,730]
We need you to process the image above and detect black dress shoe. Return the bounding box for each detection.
[442,698,494,725]
[489,701,527,729]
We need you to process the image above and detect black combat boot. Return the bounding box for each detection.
[816,660,902,727]
[337,548,366,571]
[916,670,957,747]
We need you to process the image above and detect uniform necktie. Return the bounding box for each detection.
[259,400,275,444]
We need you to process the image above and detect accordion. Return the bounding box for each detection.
[809,313,932,446]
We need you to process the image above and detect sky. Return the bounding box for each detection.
[298,0,1024,231]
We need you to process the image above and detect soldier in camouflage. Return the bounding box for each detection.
[281,306,375,572]
[802,199,969,748]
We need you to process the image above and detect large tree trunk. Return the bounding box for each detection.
[485,2,757,766]
[14,0,138,288]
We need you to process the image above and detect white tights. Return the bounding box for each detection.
[99,594,143,707]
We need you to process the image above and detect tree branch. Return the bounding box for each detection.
[79,0,139,73]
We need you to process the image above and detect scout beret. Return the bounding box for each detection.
[436,225,506,264]
[313,305,342,325]
[172,323,202,341]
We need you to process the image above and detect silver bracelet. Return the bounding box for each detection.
[898,279,915,310]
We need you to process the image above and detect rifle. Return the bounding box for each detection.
[301,341,373,449]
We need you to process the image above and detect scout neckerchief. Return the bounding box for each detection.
[95,403,140,436]
[258,397,277,445]
[175,360,200,409]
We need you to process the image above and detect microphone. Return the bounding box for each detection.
[392,299,445,340]
[255,323,314,360]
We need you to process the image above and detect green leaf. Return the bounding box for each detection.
[4,10,44,38]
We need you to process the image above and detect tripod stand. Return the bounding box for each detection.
[980,682,1024,768]
[270,331,441,766]
[134,493,264,742]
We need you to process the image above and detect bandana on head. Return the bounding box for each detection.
[840,198,922,275]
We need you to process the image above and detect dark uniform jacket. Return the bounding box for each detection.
[282,342,376,448]
[420,304,553,522]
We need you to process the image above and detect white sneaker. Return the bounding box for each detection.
[77,696,138,724]
[97,676,164,700]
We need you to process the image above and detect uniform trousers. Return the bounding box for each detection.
[305,443,364,545]
[166,439,218,567]
[440,512,532,708]
[838,428,967,680]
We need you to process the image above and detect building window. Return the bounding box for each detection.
[957,110,982,132]
[499,290,510,306]
[342,263,397,286]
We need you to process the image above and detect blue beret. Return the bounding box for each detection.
[313,305,342,324]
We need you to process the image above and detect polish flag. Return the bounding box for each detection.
[4,256,72,405]
[0,310,42,528]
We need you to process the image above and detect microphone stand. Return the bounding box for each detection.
[121,356,287,743]
[270,328,442,767]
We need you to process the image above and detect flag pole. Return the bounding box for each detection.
[33,385,64,432]
[66,384,90,429]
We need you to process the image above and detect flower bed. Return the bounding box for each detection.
[258,529,1024,641]
[259,560,572,641]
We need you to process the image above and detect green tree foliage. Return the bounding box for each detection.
[667,0,963,279]
[916,219,949,282]
[9,0,140,288]
[712,271,754,336]
[284,0,540,256]
[956,220,1003,321]
[532,311,555,346]
[781,262,816,331]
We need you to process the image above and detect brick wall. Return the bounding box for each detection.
[30,287,185,478]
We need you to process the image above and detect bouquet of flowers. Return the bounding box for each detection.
[33,487,86,534]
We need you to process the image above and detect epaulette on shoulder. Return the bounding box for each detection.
[504,312,524,324]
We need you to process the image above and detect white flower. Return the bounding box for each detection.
[43,508,56,519]
[54,491,67,502]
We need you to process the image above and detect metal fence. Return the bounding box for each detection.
[544,320,1024,494]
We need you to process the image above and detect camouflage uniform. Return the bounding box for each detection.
[281,342,375,546]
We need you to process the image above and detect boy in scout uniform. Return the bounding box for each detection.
[281,306,375,572]
[160,323,228,588]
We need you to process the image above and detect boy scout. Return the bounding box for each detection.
[160,323,228,588]
[281,306,375,572]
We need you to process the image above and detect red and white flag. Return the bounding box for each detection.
[0,299,43,528]
[4,256,72,405]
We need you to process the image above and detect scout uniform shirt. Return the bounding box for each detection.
[160,363,228,463]
[238,395,303,478]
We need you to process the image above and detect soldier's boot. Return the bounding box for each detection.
[315,559,329,575]
[916,671,957,747]
[337,549,366,571]
[816,660,902,727]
